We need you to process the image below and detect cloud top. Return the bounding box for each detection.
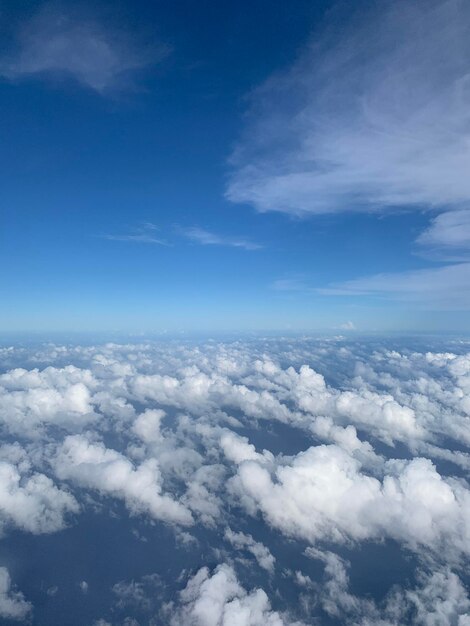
[0,337,470,623]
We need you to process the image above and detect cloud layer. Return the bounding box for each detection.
[0,336,469,623]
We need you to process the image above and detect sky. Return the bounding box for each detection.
[1,0,470,333]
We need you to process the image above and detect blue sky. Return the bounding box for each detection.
[1,0,470,333]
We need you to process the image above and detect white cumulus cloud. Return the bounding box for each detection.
[169,564,303,626]
[0,567,32,621]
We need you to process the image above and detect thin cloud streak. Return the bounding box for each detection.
[271,277,313,292]
[320,263,470,309]
[103,234,168,244]
[100,223,169,246]
[181,226,262,250]
[272,263,470,309]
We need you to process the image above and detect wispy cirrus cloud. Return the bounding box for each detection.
[272,277,312,292]
[243,0,470,309]
[101,223,260,249]
[227,0,470,217]
[320,263,470,309]
[101,223,169,245]
[0,3,167,94]
[181,226,262,250]
[417,210,470,251]
[273,263,470,309]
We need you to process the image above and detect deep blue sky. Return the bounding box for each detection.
[1,0,469,332]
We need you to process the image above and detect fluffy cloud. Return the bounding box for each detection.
[169,564,302,626]
[305,548,470,626]
[0,452,79,535]
[130,358,423,446]
[53,435,193,526]
[0,567,32,621]
[183,464,226,526]
[132,409,165,444]
[224,529,275,573]
[0,337,469,625]
[220,431,273,465]
[230,443,470,558]
[354,348,470,446]
[0,366,96,437]
[404,569,470,626]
